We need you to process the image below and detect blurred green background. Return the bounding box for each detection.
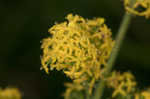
[0,0,150,99]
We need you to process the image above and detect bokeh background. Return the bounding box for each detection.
[0,0,150,99]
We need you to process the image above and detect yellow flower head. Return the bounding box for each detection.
[0,88,21,99]
[124,0,150,18]
[41,14,114,94]
[107,71,137,97]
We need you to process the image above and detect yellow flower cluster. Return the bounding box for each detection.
[107,71,137,98]
[135,89,150,99]
[124,0,150,18]
[0,88,21,99]
[41,14,114,95]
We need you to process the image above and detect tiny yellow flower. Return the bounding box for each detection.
[112,82,127,97]
[124,0,150,18]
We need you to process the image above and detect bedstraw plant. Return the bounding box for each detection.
[40,0,150,99]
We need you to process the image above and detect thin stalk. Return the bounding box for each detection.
[86,89,90,99]
[93,12,133,99]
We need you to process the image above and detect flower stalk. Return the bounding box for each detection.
[93,10,133,99]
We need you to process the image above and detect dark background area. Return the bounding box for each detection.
[0,0,150,99]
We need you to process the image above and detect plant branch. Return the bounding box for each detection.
[93,12,133,99]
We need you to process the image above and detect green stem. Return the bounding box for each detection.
[93,12,133,99]
[86,89,90,99]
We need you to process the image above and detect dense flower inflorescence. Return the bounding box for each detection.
[124,0,150,18]
[41,14,115,96]
[107,71,137,98]
[0,88,21,99]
